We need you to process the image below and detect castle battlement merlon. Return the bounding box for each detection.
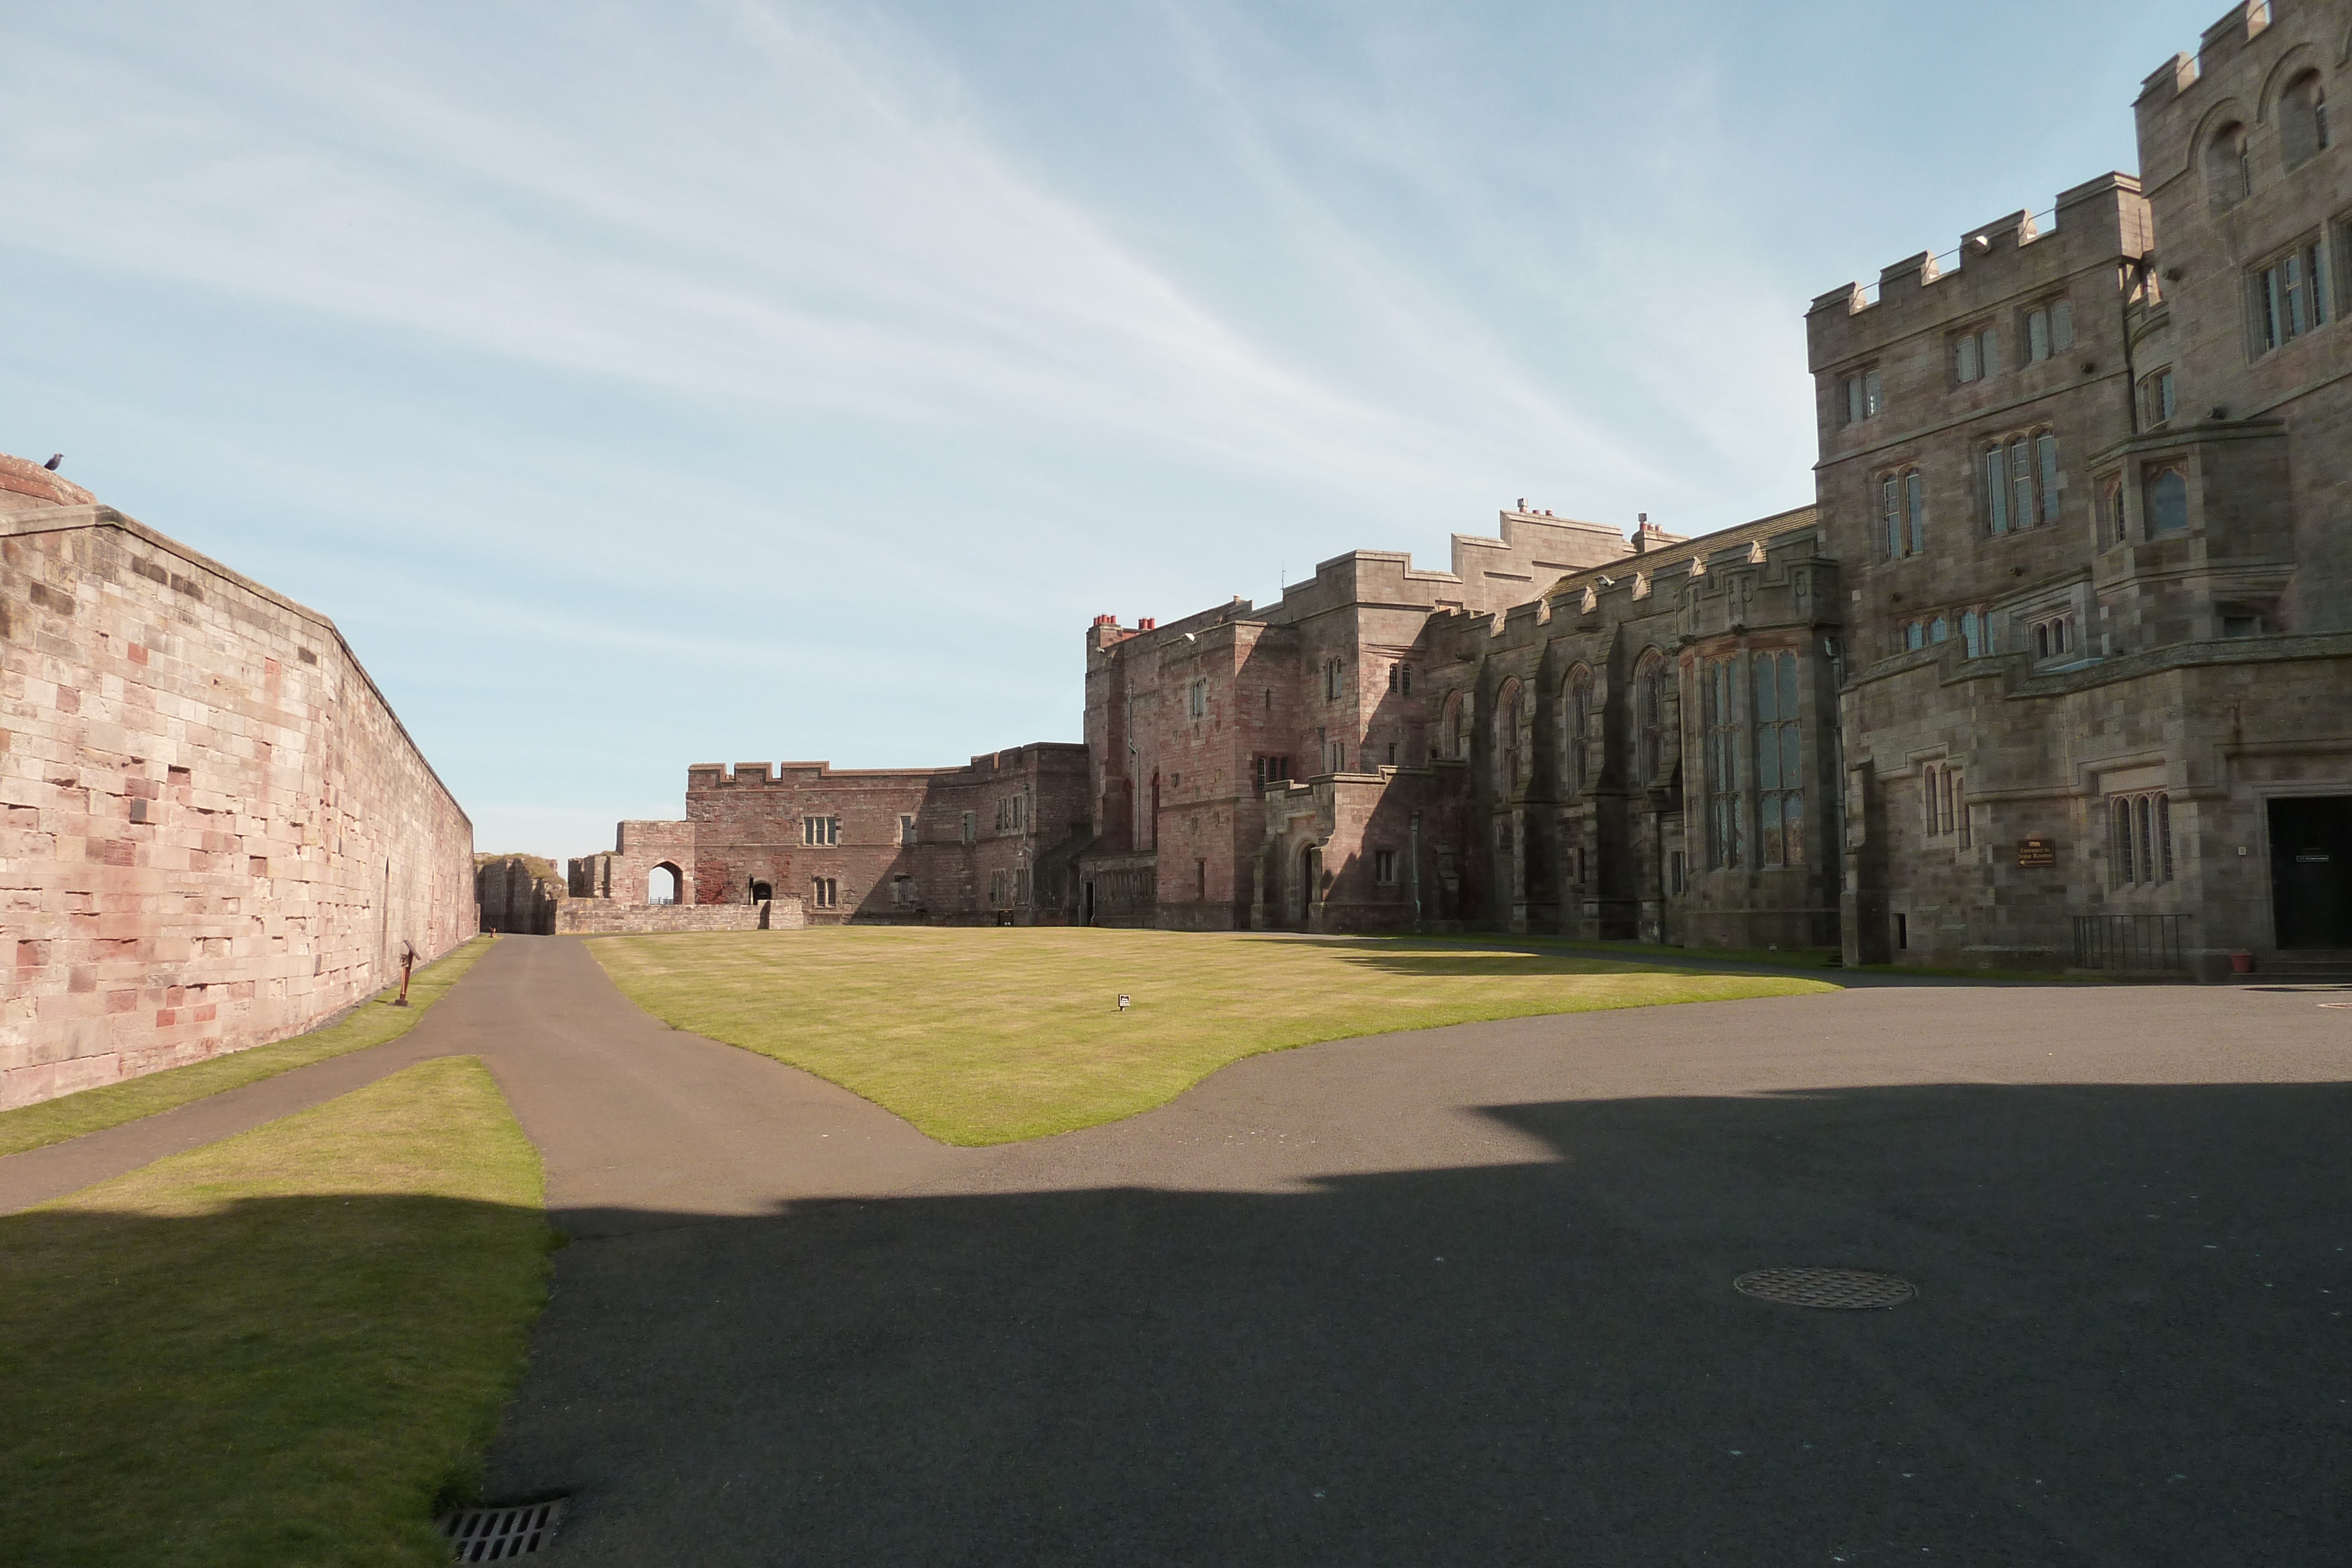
[1809,175,2146,365]
[2139,50,2201,104]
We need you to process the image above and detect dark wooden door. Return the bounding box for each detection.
[2270,796,2352,948]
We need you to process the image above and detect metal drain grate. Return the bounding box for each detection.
[439,1497,567,1561]
[1735,1267,1916,1310]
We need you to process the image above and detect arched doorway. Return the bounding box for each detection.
[648,862,680,905]
[750,878,773,904]
[1297,843,1319,928]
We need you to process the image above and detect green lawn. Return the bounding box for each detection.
[0,1055,552,1568]
[590,927,1838,1144]
[1412,932,2120,984]
[0,935,496,1159]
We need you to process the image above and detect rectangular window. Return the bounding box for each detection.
[900,814,917,846]
[1375,849,1398,885]
[890,875,916,905]
[1955,334,1980,383]
[2010,437,2034,529]
[1880,469,1924,557]
[1196,859,1207,899]
[2111,792,2173,886]
[2256,240,2329,352]
[1016,868,1031,905]
[989,869,1007,906]
[2036,432,2060,524]
[803,815,840,847]
[1922,760,1966,843]
[1669,850,1685,895]
[1844,373,1866,424]
[2022,300,2073,362]
[1961,609,1984,658]
[1188,678,1208,719]
[811,877,838,909]
[960,811,976,846]
[2146,466,2190,534]
[1985,445,2010,533]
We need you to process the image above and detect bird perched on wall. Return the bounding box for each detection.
[44,454,62,470]
[1117,994,1131,1011]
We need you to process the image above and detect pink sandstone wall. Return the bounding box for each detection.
[1,479,476,1109]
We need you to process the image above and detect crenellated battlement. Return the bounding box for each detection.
[1808,173,2147,366]
[2132,0,2331,194]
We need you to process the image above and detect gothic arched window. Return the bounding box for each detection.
[1497,680,1525,793]
[1635,655,1666,785]
[1565,668,1592,795]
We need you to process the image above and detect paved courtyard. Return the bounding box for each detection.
[8,938,2348,1564]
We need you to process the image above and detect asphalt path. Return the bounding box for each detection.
[8,937,2350,1563]
[475,943,2351,1567]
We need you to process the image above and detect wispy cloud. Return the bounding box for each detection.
[4,0,2197,855]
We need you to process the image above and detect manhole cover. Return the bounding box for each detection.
[439,1496,567,1561]
[1735,1267,1915,1310]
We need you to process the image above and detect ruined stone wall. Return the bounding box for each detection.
[2,496,474,1109]
[567,820,697,908]
[476,854,563,935]
[555,897,805,935]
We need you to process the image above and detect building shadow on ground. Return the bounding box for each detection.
[481,1079,2351,1566]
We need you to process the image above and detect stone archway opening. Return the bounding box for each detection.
[648,862,681,906]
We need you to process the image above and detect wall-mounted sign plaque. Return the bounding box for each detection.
[2017,835,2057,868]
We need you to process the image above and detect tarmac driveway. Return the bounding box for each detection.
[462,943,2351,1567]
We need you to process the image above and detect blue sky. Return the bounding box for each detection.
[4,1,2226,857]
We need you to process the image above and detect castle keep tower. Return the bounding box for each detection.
[1812,0,2352,973]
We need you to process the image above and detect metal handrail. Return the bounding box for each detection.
[2071,911,2191,971]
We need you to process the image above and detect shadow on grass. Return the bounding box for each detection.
[0,934,498,1159]
[1255,934,2141,989]
[1,1193,550,1568]
[488,1079,2352,1566]
[1303,944,1821,982]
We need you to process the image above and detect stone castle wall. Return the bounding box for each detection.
[477,854,564,935]
[2,491,475,1109]
[554,897,804,935]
